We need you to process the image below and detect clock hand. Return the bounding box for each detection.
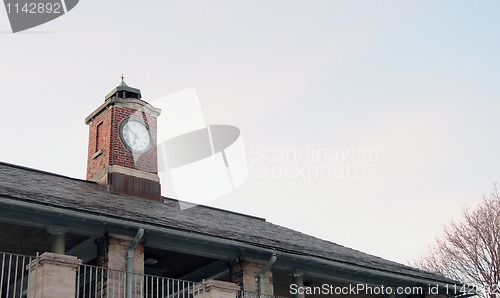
[128,131,138,146]
[128,127,138,138]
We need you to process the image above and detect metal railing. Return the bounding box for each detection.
[0,251,37,298]
[76,263,205,298]
[1,251,287,298]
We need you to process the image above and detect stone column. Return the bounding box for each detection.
[47,226,69,254]
[292,271,305,298]
[229,257,274,295]
[192,280,241,298]
[96,233,145,297]
[27,252,82,298]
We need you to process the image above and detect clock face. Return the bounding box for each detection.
[121,119,152,153]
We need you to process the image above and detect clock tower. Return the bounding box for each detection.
[85,78,162,201]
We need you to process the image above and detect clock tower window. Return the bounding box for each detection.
[95,122,103,152]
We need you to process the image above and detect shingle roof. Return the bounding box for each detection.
[0,161,456,285]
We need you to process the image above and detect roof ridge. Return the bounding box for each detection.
[0,161,93,184]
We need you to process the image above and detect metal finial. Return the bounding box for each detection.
[120,74,125,81]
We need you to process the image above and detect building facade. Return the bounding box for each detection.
[0,81,473,298]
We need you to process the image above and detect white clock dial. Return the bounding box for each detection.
[121,120,152,153]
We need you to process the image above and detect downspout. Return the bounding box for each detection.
[256,253,277,297]
[126,228,144,298]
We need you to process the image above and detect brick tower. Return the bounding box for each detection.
[85,78,161,201]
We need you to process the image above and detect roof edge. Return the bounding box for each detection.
[0,161,92,184]
[0,193,468,290]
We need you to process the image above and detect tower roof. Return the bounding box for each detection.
[105,78,142,100]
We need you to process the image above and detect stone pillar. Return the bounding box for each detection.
[229,257,274,295]
[48,226,69,254]
[192,280,241,298]
[96,233,144,297]
[27,252,82,298]
[292,271,305,298]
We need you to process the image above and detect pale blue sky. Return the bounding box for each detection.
[1,1,499,264]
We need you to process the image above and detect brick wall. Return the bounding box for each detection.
[110,107,158,173]
[86,107,112,179]
[86,103,159,180]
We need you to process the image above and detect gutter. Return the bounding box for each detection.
[256,254,277,296]
[126,228,144,298]
[0,197,474,296]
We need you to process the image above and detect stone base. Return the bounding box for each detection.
[27,252,82,298]
[192,280,241,298]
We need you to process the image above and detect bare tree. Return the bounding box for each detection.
[412,186,500,298]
